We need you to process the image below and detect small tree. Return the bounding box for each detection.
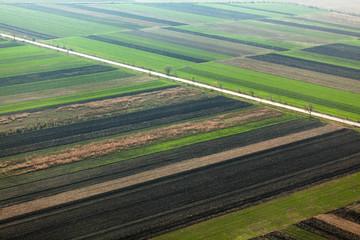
[164,66,172,75]
[250,90,255,96]
[305,103,313,117]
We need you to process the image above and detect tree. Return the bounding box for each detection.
[250,90,255,96]
[305,103,313,117]
[164,66,172,75]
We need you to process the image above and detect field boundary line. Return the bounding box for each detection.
[1,33,359,128]
[0,124,343,221]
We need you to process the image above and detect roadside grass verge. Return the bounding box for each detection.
[0,80,174,114]
[176,62,360,121]
[152,171,360,240]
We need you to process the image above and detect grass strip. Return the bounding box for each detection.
[152,171,360,240]
[0,80,174,114]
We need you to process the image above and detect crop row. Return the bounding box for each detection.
[0,64,118,87]
[249,53,360,80]
[2,128,359,239]
[67,4,185,26]
[164,27,288,51]
[0,96,250,157]
[303,43,360,61]
[179,65,360,114]
[15,4,143,30]
[0,22,57,40]
[144,3,265,20]
[259,18,360,37]
[86,35,207,63]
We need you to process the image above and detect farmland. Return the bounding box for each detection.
[1,2,360,240]
[2,2,355,120]
[253,203,360,239]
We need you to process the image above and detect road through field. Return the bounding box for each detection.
[0,124,342,221]
[1,33,359,128]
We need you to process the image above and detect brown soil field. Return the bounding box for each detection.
[316,214,360,235]
[0,124,341,221]
[220,58,360,93]
[0,86,211,136]
[1,107,278,176]
[0,75,151,106]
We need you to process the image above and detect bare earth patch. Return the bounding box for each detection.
[0,108,279,176]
